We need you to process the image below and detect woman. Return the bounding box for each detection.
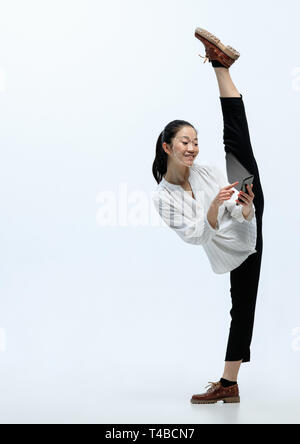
[152,28,265,404]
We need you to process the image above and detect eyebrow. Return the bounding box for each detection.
[180,136,198,140]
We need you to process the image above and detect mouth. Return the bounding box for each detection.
[184,155,196,160]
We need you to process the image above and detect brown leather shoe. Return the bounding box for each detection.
[190,381,240,404]
[195,28,240,68]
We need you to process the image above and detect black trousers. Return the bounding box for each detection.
[220,94,265,363]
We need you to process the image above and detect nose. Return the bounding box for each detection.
[187,141,198,149]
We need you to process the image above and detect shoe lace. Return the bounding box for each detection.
[205,381,220,393]
[198,53,209,63]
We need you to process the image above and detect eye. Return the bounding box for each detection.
[182,142,198,147]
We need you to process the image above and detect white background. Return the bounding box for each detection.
[0,0,299,424]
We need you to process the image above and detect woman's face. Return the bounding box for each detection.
[164,126,199,167]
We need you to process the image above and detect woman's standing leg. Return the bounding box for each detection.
[213,67,265,381]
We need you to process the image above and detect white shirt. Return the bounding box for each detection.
[152,162,257,274]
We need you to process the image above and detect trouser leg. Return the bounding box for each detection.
[220,94,264,363]
[225,235,263,362]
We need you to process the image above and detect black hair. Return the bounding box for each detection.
[152,120,197,184]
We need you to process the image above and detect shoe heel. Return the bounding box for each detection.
[223,396,240,404]
[225,46,240,60]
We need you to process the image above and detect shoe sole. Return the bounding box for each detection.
[190,396,240,404]
[195,27,240,61]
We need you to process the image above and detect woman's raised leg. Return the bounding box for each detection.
[213,66,265,380]
[214,67,265,216]
[214,67,241,98]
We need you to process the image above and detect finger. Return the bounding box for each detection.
[242,191,255,202]
[220,189,234,196]
[221,189,235,195]
[240,188,253,199]
[221,192,234,200]
[236,195,247,204]
[250,184,255,196]
[247,184,254,196]
[224,182,239,190]
[235,198,246,205]
[239,191,251,203]
[236,196,252,207]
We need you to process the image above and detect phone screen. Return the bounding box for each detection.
[236,175,254,205]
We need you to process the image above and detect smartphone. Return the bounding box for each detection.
[236,175,254,205]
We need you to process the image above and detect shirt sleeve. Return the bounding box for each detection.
[152,189,220,246]
[209,164,256,223]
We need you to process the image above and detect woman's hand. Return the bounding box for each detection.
[213,181,239,208]
[236,184,255,217]
[207,181,240,230]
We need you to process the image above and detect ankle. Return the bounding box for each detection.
[222,375,237,383]
[213,67,229,73]
[220,378,237,388]
[211,60,228,69]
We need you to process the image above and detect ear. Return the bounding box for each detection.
[162,143,171,156]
